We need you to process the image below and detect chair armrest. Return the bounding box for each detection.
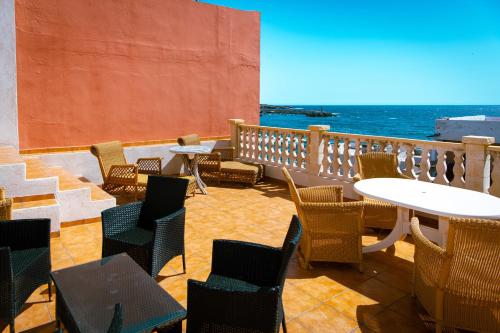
[137,158,162,175]
[213,147,235,161]
[398,173,413,180]
[363,197,396,209]
[297,185,343,203]
[0,218,51,250]
[101,202,142,237]
[211,240,282,286]
[410,217,447,287]
[196,153,222,171]
[107,164,138,185]
[151,208,186,275]
[352,174,362,182]
[0,247,13,307]
[187,279,281,333]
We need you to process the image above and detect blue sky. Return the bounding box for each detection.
[202,1,500,105]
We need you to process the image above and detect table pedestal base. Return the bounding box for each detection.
[182,155,208,195]
[362,207,448,253]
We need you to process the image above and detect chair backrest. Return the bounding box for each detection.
[90,141,127,180]
[138,175,189,230]
[281,167,301,205]
[0,187,12,220]
[356,152,399,180]
[277,215,302,290]
[178,134,201,146]
[444,218,500,301]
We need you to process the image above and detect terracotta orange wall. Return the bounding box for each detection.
[15,0,260,149]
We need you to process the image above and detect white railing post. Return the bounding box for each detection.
[228,119,245,159]
[308,125,330,176]
[462,135,495,193]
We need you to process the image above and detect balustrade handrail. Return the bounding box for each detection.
[323,130,464,149]
[239,123,311,135]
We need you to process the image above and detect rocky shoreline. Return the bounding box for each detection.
[260,104,335,118]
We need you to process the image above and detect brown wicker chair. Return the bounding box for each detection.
[178,134,264,186]
[353,152,411,230]
[90,141,195,198]
[282,167,364,271]
[410,217,500,333]
[0,187,12,220]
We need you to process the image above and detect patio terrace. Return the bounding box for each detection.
[5,180,429,333]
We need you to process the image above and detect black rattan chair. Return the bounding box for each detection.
[101,175,189,278]
[0,218,52,333]
[186,216,302,333]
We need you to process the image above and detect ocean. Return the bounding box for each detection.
[260,105,500,141]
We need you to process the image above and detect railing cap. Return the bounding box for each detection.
[462,135,495,145]
[228,119,245,125]
[308,125,330,131]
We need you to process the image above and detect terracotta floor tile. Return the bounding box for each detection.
[282,282,324,319]
[294,303,358,332]
[290,274,346,302]
[326,289,385,321]
[353,277,407,306]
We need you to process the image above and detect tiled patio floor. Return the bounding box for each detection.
[5,179,431,333]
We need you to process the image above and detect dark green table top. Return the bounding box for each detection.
[51,253,186,333]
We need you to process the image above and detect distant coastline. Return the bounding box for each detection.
[260,104,335,118]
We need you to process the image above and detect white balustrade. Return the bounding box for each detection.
[238,125,310,171]
[229,121,495,195]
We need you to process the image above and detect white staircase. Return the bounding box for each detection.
[0,146,115,232]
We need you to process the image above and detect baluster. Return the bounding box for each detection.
[489,151,500,196]
[321,135,331,175]
[366,139,373,152]
[332,136,340,177]
[379,141,387,152]
[281,131,287,165]
[296,134,303,169]
[418,148,431,182]
[434,148,448,185]
[352,138,361,175]
[403,144,415,178]
[451,150,465,188]
[342,138,351,179]
[275,131,280,165]
[248,128,255,160]
[289,133,296,168]
[262,129,268,162]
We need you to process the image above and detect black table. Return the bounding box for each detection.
[51,253,186,333]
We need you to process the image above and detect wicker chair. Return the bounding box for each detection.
[186,216,302,333]
[0,187,12,220]
[353,152,411,230]
[178,134,264,186]
[90,141,196,198]
[282,168,365,271]
[101,176,189,278]
[411,217,500,333]
[0,219,52,333]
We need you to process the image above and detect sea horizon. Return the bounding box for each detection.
[259,104,500,141]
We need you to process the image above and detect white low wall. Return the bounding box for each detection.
[31,139,231,185]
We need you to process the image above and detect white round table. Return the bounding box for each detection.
[354,178,500,253]
[170,145,212,195]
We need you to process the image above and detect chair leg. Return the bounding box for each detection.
[48,281,52,301]
[10,318,14,333]
[282,315,287,333]
[182,253,186,274]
